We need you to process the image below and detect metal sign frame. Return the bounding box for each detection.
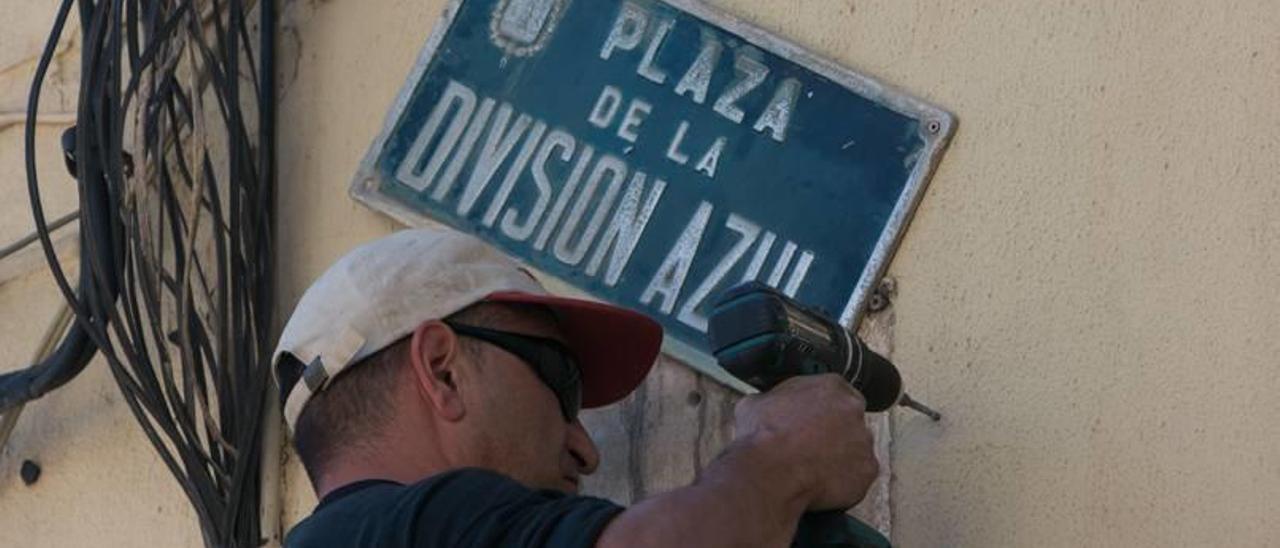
[350,0,955,390]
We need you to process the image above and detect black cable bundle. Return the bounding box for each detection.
[16,0,276,545]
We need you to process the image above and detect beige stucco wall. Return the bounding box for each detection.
[0,1,1277,546]
[876,2,1280,546]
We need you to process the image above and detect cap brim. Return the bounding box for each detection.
[484,291,662,409]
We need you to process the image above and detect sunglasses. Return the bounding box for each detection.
[443,321,583,422]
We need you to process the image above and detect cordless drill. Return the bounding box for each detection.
[706,282,940,548]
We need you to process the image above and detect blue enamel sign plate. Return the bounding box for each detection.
[352,0,955,386]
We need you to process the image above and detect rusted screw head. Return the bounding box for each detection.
[686,391,703,407]
[868,278,896,313]
[868,292,889,312]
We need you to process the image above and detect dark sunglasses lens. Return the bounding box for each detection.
[448,322,583,422]
[561,364,581,421]
[543,350,581,421]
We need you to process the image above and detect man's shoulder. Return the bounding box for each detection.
[284,478,411,548]
[285,471,496,547]
[285,469,623,548]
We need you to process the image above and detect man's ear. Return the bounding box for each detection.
[409,320,467,422]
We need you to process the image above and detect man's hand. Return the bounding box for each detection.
[596,374,879,548]
[732,374,879,511]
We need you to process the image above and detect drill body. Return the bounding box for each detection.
[707,283,904,411]
[707,283,928,548]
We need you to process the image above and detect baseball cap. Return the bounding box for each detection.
[273,228,663,432]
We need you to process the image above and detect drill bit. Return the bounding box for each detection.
[899,393,942,421]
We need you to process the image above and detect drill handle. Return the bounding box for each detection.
[794,511,893,548]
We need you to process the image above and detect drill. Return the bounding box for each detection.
[706,282,940,548]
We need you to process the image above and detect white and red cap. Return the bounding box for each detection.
[273,228,662,432]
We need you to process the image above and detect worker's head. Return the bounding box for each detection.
[274,229,662,494]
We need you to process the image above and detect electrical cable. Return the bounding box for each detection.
[0,303,74,459]
[0,211,79,266]
[10,0,276,545]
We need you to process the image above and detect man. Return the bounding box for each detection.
[276,228,879,547]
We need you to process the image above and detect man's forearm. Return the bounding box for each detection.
[595,433,811,548]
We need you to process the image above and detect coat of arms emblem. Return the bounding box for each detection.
[491,0,568,56]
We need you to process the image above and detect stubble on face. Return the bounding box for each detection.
[450,304,581,493]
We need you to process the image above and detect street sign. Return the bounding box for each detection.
[352,0,955,386]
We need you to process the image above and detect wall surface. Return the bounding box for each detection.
[870,2,1280,546]
[0,1,1277,547]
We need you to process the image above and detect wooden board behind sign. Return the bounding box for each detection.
[580,298,898,536]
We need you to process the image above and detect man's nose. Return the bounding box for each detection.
[566,419,600,475]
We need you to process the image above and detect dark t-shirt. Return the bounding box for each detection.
[285,469,624,548]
